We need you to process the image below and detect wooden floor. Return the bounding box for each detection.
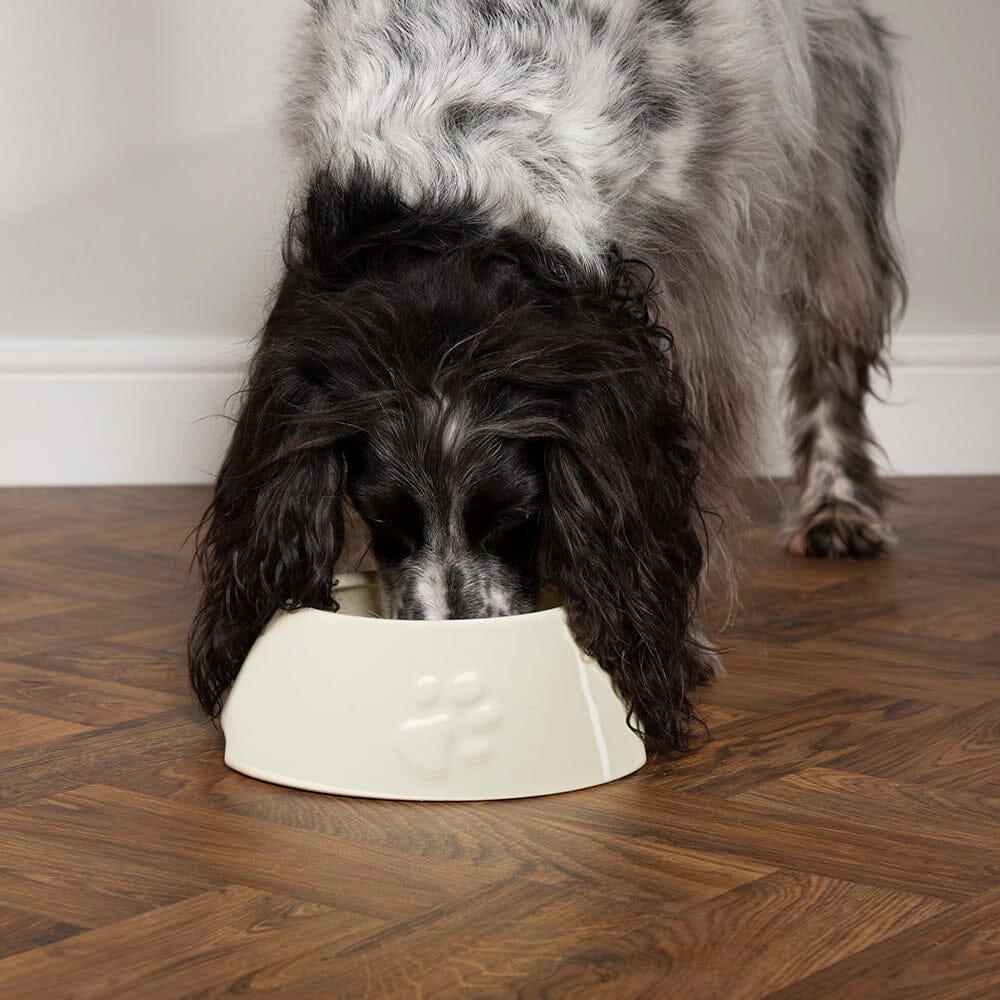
[0,479,997,998]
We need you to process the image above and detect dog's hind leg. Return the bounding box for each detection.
[782,9,906,559]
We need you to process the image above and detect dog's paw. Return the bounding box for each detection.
[397,671,503,775]
[783,501,895,560]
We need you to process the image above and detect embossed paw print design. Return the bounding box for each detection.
[397,671,503,775]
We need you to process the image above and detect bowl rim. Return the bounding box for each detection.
[327,571,566,628]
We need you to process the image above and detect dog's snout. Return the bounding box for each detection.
[445,565,479,620]
[382,553,525,622]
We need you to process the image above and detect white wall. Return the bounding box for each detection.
[0,0,294,342]
[878,0,1000,338]
[1,0,998,484]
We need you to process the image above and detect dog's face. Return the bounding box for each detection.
[346,399,544,619]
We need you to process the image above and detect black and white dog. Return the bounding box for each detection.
[190,0,905,752]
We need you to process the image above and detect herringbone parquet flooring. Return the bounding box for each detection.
[0,479,997,998]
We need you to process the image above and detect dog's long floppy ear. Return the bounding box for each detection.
[540,344,711,754]
[187,329,348,719]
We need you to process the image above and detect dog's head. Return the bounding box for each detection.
[345,397,545,620]
[189,171,710,751]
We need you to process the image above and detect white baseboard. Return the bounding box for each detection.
[0,336,251,487]
[760,333,1000,477]
[1,333,998,485]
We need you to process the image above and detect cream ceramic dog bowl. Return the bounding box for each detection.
[221,572,646,800]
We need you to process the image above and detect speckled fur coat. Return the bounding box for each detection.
[189,0,905,751]
[285,0,905,526]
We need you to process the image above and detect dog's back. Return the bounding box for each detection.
[285,1,901,495]
[285,1,813,271]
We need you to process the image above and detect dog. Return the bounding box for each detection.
[189,0,906,753]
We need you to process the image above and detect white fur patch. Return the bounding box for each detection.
[283,0,776,268]
[802,400,856,506]
[412,559,450,621]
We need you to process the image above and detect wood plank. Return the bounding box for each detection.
[0,485,210,521]
[502,873,951,1000]
[241,873,946,999]
[749,636,1000,708]
[0,886,382,1000]
[862,573,1000,643]
[101,738,820,913]
[510,788,1000,902]
[690,660,828,716]
[727,578,901,643]
[0,589,186,658]
[0,825,225,928]
[799,625,1000,675]
[732,767,1000,852]
[824,699,1000,792]
[765,887,1000,1000]
[0,705,91,751]
[221,877,637,997]
[0,545,180,603]
[0,709,211,808]
[209,785,776,906]
[0,906,79,962]
[0,785,520,922]
[659,688,954,798]
[0,661,185,727]
[107,752,778,908]
[108,622,190,660]
[7,640,189,695]
[0,590,87,627]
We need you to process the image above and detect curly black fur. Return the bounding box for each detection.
[189,169,712,751]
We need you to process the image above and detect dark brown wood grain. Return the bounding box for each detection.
[0,480,998,998]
